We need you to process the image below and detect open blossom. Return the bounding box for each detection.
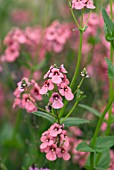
[17,77,31,92]
[39,79,54,94]
[46,144,57,161]
[30,80,42,100]
[49,123,63,137]
[59,83,74,101]
[72,0,95,10]
[56,146,71,160]
[40,123,70,161]
[48,68,64,84]
[21,94,37,113]
[49,92,64,109]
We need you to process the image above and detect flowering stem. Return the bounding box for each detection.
[74,77,84,94]
[68,1,80,28]
[61,101,78,123]
[90,93,114,169]
[105,0,113,136]
[70,30,83,90]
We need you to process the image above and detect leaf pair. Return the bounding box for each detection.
[33,111,89,127]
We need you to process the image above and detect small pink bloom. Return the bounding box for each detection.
[4,45,19,62]
[60,130,69,147]
[40,79,54,94]
[13,28,27,44]
[72,0,85,10]
[56,147,70,160]
[60,64,67,73]
[86,0,96,9]
[44,66,54,79]
[49,123,62,137]
[40,137,54,150]
[49,92,64,109]
[59,83,74,101]
[46,144,57,161]
[31,82,42,101]
[13,88,21,97]
[49,68,64,84]
[17,77,30,92]
[21,94,37,113]
[61,74,69,85]
[13,98,21,108]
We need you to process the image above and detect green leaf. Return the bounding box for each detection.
[96,150,110,169]
[95,136,114,152]
[106,58,114,79]
[61,117,89,127]
[33,111,55,123]
[102,8,113,36]
[76,141,95,152]
[85,149,110,170]
[78,104,101,117]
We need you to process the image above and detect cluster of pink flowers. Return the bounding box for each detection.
[68,126,89,167]
[40,123,70,161]
[72,0,95,10]
[108,150,114,170]
[13,77,42,113]
[39,64,74,110]
[1,21,71,63]
[44,20,71,53]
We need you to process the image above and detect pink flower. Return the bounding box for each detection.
[72,0,95,10]
[13,98,21,108]
[49,123,62,137]
[86,0,96,9]
[56,146,71,160]
[44,66,54,79]
[60,64,67,73]
[61,74,69,85]
[4,45,19,62]
[60,130,69,147]
[49,92,64,109]
[17,77,30,92]
[30,81,42,101]
[21,94,37,113]
[12,28,26,44]
[59,83,74,101]
[49,68,64,84]
[39,79,54,94]
[46,144,57,161]
[72,0,85,10]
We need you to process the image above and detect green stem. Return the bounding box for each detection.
[90,94,114,169]
[105,0,113,135]
[61,101,78,123]
[70,30,83,90]
[74,77,84,94]
[68,1,80,28]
